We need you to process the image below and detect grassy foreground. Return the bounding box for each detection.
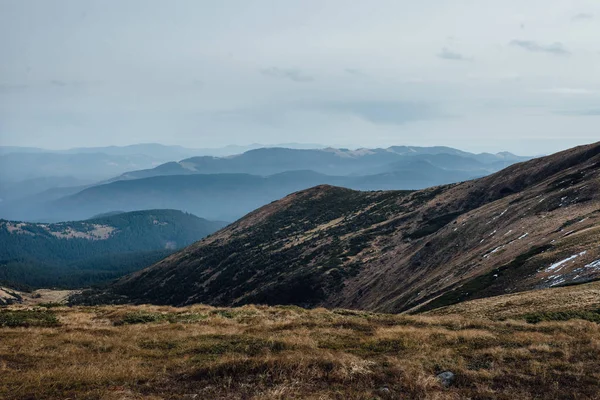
[1,304,599,399]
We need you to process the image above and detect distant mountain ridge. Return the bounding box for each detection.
[16,167,482,222]
[0,145,530,222]
[93,142,600,312]
[0,209,226,288]
[112,146,528,181]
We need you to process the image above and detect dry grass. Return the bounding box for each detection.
[427,279,600,320]
[1,304,599,399]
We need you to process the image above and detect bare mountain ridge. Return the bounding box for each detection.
[101,142,600,312]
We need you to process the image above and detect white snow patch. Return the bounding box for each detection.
[518,233,529,240]
[550,278,566,287]
[546,251,587,272]
[484,246,504,258]
[585,259,600,270]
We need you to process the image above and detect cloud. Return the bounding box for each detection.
[539,88,594,95]
[556,109,600,116]
[260,68,314,82]
[324,101,444,125]
[438,48,470,61]
[344,68,366,77]
[510,40,570,55]
[0,83,29,93]
[572,13,593,21]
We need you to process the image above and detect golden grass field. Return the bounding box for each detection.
[1,298,600,400]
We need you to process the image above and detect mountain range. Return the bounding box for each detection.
[0,146,530,222]
[86,141,600,312]
[0,209,225,288]
[111,146,525,181]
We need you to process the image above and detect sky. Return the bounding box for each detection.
[0,0,599,155]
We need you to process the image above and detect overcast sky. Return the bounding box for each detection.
[1,0,599,154]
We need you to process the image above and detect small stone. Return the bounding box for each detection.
[377,386,391,394]
[436,371,455,387]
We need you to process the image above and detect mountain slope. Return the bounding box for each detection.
[104,142,600,311]
[0,210,226,288]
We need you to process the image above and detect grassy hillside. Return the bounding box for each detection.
[99,142,600,311]
[0,210,225,288]
[1,300,598,399]
[426,279,600,321]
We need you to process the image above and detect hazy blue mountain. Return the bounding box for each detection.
[0,146,47,155]
[0,209,226,288]
[13,164,481,222]
[0,176,91,204]
[60,143,202,159]
[0,152,167,182]
[0,145,530,222]
[111,147,530,181]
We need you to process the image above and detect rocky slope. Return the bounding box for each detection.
[105,142,600,312]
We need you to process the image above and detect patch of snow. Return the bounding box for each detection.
[484,246,504,258]
[550,278,566,287]
[585,259,600,270]
[546,251,587,272]
[518,233,529,240]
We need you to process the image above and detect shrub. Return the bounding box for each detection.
[0,310,60,327]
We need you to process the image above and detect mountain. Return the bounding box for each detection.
[110,146,530,181]
[0,143,328,159]
[100,142,600,311]
[0,152,169,182]
[0,209,226,288]
[0,146,47,155]
[16,165,483,222]
[0,176,91,204]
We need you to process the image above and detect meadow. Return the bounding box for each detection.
[1,303,599,399]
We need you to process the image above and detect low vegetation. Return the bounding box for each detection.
[1,304,599,399]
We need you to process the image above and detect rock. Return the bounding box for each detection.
[377,386,391,394]
[436,371,455,387]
